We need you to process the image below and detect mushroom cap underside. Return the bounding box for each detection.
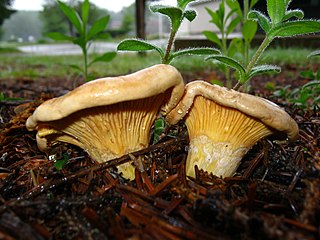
[26,64,184,130]
[166,80,299,142]
[33,95,165,155]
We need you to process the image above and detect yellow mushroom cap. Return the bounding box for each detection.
[27,64,184,129]
[26,64,185,180]
[166,81,299,177]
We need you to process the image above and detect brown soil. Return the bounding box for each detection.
[0,66,319,240]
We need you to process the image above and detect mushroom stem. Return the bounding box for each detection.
[185,96,273,178]
[187,137,248,178]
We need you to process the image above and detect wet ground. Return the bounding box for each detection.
[0,66,319,239]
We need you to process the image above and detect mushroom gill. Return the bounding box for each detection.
[36,95,165,179]
[27,64,185,180]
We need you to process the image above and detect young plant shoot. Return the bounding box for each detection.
[117,0,220,64]
[203,0,259,88]
[207,0,320,90]
[47,0,116,81]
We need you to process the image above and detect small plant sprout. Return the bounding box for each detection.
[288,51,320,108]
[47,0,116,81]
[166,81,299,178]
[26,64,184,180]
[207,0,320,90]
[203,0,259,88]
[117,0,220,64]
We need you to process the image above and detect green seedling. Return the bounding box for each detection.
[47,0,116,81]
[0,92,23,101]
[117,0,220,64]
[300,69,320,80]
[207,0,320,90]
[203,0,259,88]
[273,81,320,108]
[53,153,70,171]
[289,50,320,108]
[308,49,320,59]
[289,81,320,108]
[153,117,166,144]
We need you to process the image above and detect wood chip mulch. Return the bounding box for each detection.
[0,78,319,239]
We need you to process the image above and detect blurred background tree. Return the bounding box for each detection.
[40,0,106,37]
[0,0,169,42]
[119,5,135,35]
[0,0,16,39]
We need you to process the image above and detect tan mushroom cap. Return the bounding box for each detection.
[166,80,299,141]
[27,64,184,129]
[166,81,299,178]
[26,64,185,180]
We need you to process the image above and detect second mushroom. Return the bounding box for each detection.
[166,81,299,178]
[26,64,184,180]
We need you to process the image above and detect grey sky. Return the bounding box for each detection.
[12,0,173,12]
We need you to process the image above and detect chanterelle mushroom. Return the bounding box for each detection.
[26,64,184,180]
[166,81,299,178]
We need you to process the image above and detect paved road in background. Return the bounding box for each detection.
[17,40,166,55]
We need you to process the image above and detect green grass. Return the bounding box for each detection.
[0,47,319,81]
[260,47,320,66]
[0,46,20,53]
[0,52,217,80]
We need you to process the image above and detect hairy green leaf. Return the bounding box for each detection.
[302,80,320,89]
[282,9,304,21]
[203,31,222,47]
[267,0,286,25]
[248,10,271,33]
[178,0,196,10]
[248,65,281,79]
[285,0,292,7]
[207,55,246,82]
[172,47,220,59]
[307,50,320,58]
[81,0,90,24]
[150,5,183,32]
[57,0,82,33]
[268,20,320,39]
[117,39,164,57]
[89,52,117,66]
[183,9,197,22]
[87,16,110,40]
[46,32,74,41]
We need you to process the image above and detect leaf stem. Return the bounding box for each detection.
[163,30,177,64]
[234,36,271,90]
[243,0,249,66]
[246,36,271,74]
[83,46,88,81]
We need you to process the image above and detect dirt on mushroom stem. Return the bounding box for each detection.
[0,68,319,239]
